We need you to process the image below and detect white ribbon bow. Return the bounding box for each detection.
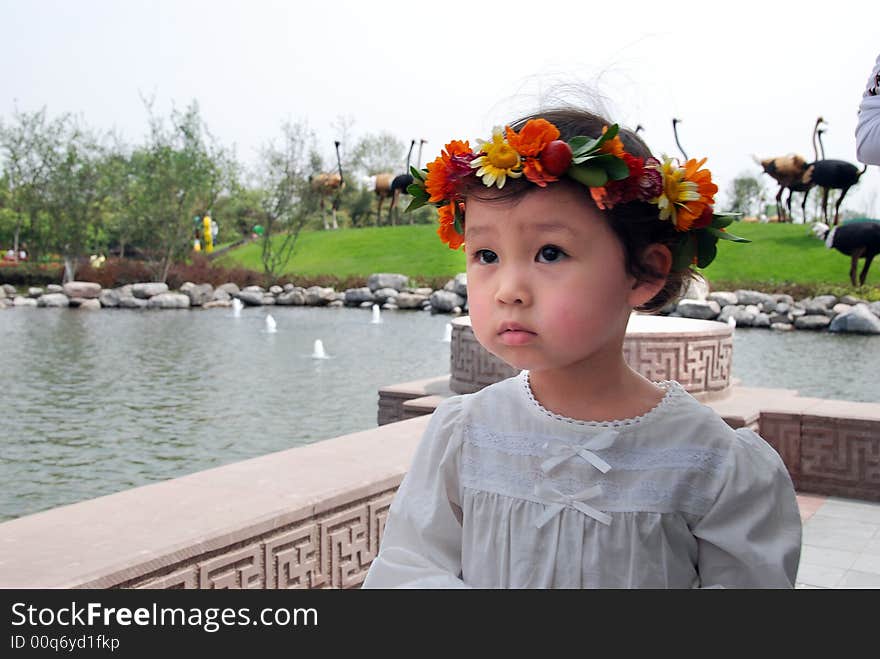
[540,429,617,475]
[533,482,612,528]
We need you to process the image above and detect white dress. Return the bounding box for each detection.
[363,371,802,589]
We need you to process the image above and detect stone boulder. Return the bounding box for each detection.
[211,288,231,302]
[829,304,880,334]
[61,281,101,299]
[13,296,37,307]
[3,284,16,296]
[367,273,408,292]
[46,284,63,294]
[79,299,101,311]
[217,282,240,296]
[132,282,169,299]
[371,287,398,304]
[735,289,774,306]
[37,293,70,307]
[794,315,831,330]
[451,273,468,298]
[395,292,429,309]
[676,299,721,320]
[276,288,306,306]
[147,293,191,309]
[430,290,466,313]
[183,283,214,306]
[682,278,709,301]
[99,289,120,308]
[707,291,738,307]
[118,296,148,309]
[238,290,265,306]
[28,287,43,298]
[344,287,374,305]
[304,286,336,306]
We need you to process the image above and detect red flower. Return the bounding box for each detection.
[437,204,464,250]
[692,205,714,230]
[425,140,475,203]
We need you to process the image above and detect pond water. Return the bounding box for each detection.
[1,307,878,521]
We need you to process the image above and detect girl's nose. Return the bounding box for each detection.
[495,269,532,306]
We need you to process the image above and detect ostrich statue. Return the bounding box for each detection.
[813,220,880,286]
[309,140,344,230]
[369,172,394,226]
[802,155,868,227]
[416,138,427,169]
[756,153,809,222]
[387,139,416,225]
[782,117,826,223]
[672,118,688,160]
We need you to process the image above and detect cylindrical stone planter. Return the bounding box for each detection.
[450,314,733,400]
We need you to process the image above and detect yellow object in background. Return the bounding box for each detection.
[203,215,213,254]
[193,238,201,252]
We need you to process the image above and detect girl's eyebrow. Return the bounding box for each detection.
[527,222,577,236]
[467,222,576,240]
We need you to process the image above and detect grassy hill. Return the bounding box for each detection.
[216,221,880,299]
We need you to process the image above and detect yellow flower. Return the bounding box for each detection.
[652,156,716,231]
[470,127,522,188]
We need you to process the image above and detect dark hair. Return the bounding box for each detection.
[462,107,700,313]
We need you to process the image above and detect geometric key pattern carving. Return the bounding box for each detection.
[130,489,400,590]
[450,318,732,396]
[800,416,880,501]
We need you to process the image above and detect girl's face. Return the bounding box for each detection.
[464,184,646,375]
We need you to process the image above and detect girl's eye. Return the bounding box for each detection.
[475,249,498,265]
[537,245,567,263]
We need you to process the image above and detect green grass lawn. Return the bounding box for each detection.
[215,224,467,281]
[216,221,880,298]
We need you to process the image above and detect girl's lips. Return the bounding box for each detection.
[498,329,537,346]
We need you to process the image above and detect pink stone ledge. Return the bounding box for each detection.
[0,415,431,589]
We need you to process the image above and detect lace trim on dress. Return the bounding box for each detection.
[464,423,727,474]
[460,455,716,515]
[519,370,683,428]
[464,422,617,458]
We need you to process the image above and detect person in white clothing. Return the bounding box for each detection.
[856,52,880,165]
[363,107,802,589]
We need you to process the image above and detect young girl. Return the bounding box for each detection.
[362,108,802,589]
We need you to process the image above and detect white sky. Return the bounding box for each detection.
[2,0,878,214]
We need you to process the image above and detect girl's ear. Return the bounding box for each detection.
[627,243,672,307]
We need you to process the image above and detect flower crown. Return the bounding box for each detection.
[405,118,747,270]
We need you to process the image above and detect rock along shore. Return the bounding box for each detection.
[1,273,879,334]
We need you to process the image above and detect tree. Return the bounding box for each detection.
[726,173,765,218]
[0,106,67,262]
[254,120,318,287]
[351,131,405,176]
[133,100,232,282]
[97,137,140,259]
[42,118,105,282]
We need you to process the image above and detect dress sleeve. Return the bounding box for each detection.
[692,428,802,588]
[856,53,880,166]
[362,396,469,588]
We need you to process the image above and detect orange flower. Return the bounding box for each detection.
[522,158,559,187]
[437,204,464,250]
[425,140,474,203]
[674,158,718,231]
[505,119,560,157]
[599,126,626,158]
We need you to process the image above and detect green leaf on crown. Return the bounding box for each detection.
[604,155,630,180]
[567,164,608,187]
[710,212,739,229]
[410,166,427,182]
[453,203,464,236]
[671,234,696,271]
[696,230,718,268]
[404,184,429,212]
[706,226,750,243]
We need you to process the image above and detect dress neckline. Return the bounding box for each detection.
[517,370,683,429]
